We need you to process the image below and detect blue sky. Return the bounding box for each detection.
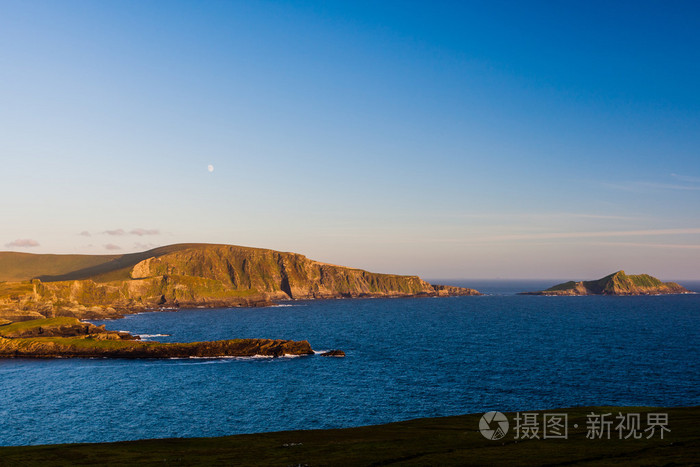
[1,0,699,279]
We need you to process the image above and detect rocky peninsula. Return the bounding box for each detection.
[0,317,315,359]
[521,270,690,296]
[0,243,480,322]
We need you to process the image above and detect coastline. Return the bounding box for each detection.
[0,317,319,359]
[0,288,480,323]
[1,406,697,465]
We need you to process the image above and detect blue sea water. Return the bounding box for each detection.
[0,280,698,446]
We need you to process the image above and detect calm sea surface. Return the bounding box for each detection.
[1,280,698,446]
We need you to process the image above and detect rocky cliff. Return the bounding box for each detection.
[521,271,690,296]
[0,244,480,321]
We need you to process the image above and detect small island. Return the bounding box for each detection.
[0,317,316,359]
[521,271,690,296]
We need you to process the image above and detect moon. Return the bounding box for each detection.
[207,164,214,173]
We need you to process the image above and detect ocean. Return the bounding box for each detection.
[1,280,698,446]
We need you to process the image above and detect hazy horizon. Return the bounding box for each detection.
[2,1,699,280]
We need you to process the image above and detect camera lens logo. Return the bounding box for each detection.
[479,411,509,440]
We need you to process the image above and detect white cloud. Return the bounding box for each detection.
[5,239,40,248]
[670,173,700,184]
[603,173,700,192]
[602,181,700,192]
[104,229,126,236]
[101,228,159,236]
[435,228,700,244]
[485,228,700,241]
[104,243,122,250]
[130,228,160,236]
[592,242,700,250]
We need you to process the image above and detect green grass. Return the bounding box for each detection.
[7,336,156,351]
[0,253,120,282]
[0,281,34,299]
[34,244,210,283]
[0,244,239,283]
[0,406,696,466]
[546,280,579,291]
[0,317,80,337]
[626,273,664,288]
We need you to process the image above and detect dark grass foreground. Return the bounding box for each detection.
[0,406,698,466]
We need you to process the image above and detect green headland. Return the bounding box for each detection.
[0,317,316,359]
[0,243,480,322]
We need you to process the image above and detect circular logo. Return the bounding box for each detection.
[479,411,509,440]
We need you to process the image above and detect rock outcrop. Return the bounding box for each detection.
[320,350,345,357]
[521,271,690,296]
[0,317,315,359]
[431,285,477,296]
[0,317,136,339]
[0,243,480,321]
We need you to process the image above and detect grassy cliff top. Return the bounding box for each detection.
[0,243,280,283]
[0,252,120,282]
[0,317,81,337]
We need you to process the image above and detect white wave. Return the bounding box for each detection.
[121,312,148,318]
[137,334,171,338]
[207,355,274,360]
[167,355,276,361]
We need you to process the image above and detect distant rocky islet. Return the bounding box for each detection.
[521,271,689,296]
